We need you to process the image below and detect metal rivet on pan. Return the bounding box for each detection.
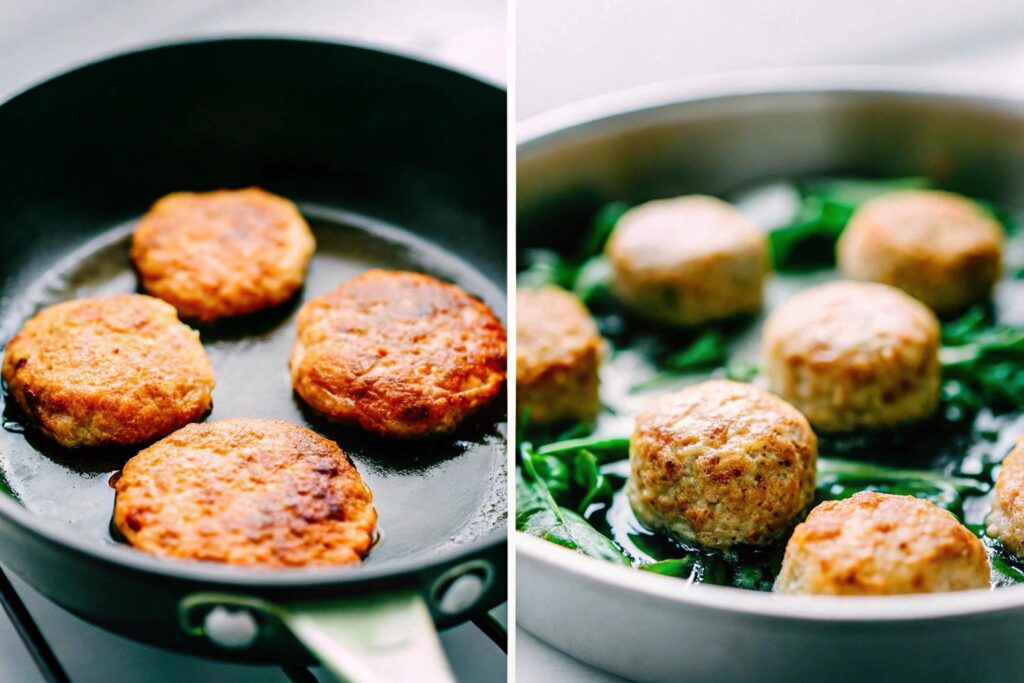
[432,560,494,616]
[203,606,259,649]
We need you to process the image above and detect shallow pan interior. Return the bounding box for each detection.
[516,70,1024,614]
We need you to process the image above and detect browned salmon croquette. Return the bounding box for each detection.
[1,295,214,448]
[290,269,507,438]
[775,491,990,595]
[114,418,376,568]
[131,187,315,322]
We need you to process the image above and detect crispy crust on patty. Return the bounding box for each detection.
[290,270,507,438]
[516,286,603,425]
[131,188,315,322]
[776,491,990,595]
[627,380,817,549]
[1,295,214,448]
[114,419,376,568]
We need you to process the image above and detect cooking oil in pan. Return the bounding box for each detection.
[0,205,507,565]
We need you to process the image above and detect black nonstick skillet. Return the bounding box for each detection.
[0,37,507,682]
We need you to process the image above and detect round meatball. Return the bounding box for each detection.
[987,438,1024,558]
[606,195,768,326]
[627,380,817,549]
[517,286,603,425]
[290,270,507,438]
[114,419,376,568]
[763,281,941,432]
[838,190,1003,314]
[776,491,990,595]
[1,295,214,448]
[131,187,315,322]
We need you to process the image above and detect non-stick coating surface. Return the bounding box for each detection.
[0,205,507,567]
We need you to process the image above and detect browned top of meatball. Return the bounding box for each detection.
[607,195,767,276]
[114,419,376,568]
[1,295,214,448]
[764,280,939,370]
[846,190,1003,259]
[290,269,507,438]
[630,380,818,547]
[131,188,315,321]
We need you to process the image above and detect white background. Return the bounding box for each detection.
[517,0,1024,119]
[0,1,506,682]
[515,1,1024,680]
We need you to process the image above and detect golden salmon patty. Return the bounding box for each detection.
[1,295,214,448]
[114,419,376,568]
[131,188,315,322]
[290,270,507,438]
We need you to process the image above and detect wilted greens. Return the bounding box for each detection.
[517,199,629,304]
[940,307,1024,419]
[517,440,629,564]
[517,177,1024,591]
[516,429,1001,590]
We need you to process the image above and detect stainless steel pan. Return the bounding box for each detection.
[516,69,1024,683]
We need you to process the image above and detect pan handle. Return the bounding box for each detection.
[281,592,455,683]
[179,591,456,683]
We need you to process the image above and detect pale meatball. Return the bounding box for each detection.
[627,380,817,549]
[763,281,941,432]
[838,190,1003,314]
[776,491,990,595]
[516,286,603,425]
[987,438,1024,558]
[606,196,769,326]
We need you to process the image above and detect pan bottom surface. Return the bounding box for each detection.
[0,204,507,570]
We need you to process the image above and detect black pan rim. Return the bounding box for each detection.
[0,33,505,108]
[0,36,508,591]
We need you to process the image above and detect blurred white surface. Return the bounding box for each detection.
[516,0,1024,118]
[0,0,506,101]
[0,1,506,682]
[515,1,1024,680]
